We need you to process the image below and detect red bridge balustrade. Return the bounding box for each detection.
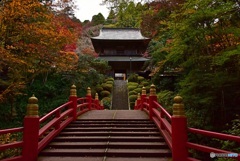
[0,85,103,161]
[134,84,240,161]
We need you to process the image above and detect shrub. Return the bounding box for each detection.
[128,82,138,87]
[137,76,145,82]
[134,88,142,94]
[141,81,150,87]
[102,97,111,109]
[100,90,111,97]
[105,77,114,82]
[130,102,135,110]
[101,83,113,92]
[95,85,103,93]
[129,91,137,96]
[128,85,137,91]
[157,90,175,112]
[128,74,138,82]
[129,95,138,103]
[105,81,114,85]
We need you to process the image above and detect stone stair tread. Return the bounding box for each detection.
[53,137,165,143]
[41,148,105,155]
[106,157,170,161]
[48,141,168,149]
[59,131,160,136]
[38,157,170,161]
[68,124,155,127]
[38,157,104,161]
[38,110,172,159]
[63,127,159,132]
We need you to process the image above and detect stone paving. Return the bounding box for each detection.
[111,80,129,110]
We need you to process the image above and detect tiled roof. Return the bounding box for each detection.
[91,28,150,40]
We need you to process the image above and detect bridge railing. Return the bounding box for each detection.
[135,84,240,161]
[0,85,103,161]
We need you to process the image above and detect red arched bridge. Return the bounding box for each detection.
[0,85,239,161]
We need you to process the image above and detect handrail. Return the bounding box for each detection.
[188,128,240,142]
[153,101,171,119]
[0,127,24,160]
[135,85,240,161]
[0,127,24,135]
[39,101,73,123]
[0,85,104,161]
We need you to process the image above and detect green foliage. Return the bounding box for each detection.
[128,74,138,82]
[128,85,137,91]
[127,82,139,87]
[216,117,240,153]
[129,95,137,102]
[100,90,111,97]
[0,133,22,160]
[91,13,105,26]
[101,83,113,92]
[129,91,137,96]
[101,97,111,109]
[105,77,114,82]
[133,88,142,94]
[140,81,150,87]
[137,76,145,82]
[95,85,104,93]
[105,81,114,85]
[157,90,175,113]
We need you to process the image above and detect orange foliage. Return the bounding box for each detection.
[0,0,82,101]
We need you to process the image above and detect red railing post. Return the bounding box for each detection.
[141,87,147,110]
[69,84,77,120]
[22,95,40,161]
[149,84,157,120]
[86,87,92,110]
[100,100,104,110]
[95,93,100,109]
[171,95,188,161]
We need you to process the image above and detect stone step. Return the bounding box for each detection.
[40,148,171,157]
[39,111,172,160]
[38,157,170,161]
[63,127,159,132]
[59,131,160,136]
[53,136,165,142]
[48,142,169,149]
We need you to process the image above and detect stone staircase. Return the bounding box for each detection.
[38,112,171,161]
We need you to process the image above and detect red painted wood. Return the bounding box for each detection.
[39,109,73,137]
[152,116,172,150]
[0,141,23,151]
[149,95,157,120]
[69,95,77,120]
[187,157,201,161]
[186,142,233,154]
[1,156,23,161]
[38,117,73,153]
[188,128,240,143]
[0,127,23,135]
[86,96,92,110]
[22,116,40,161]
[40,101,72,123]
[153,101,171,119]
[171,116,188,161]
[141,94,146,110]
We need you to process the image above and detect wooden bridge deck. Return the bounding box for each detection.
[78,110,149,120]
